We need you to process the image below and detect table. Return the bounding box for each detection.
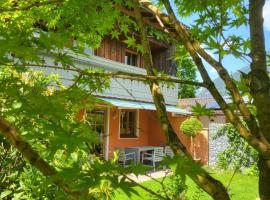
[125,146,161,164]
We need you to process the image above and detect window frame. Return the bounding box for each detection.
[119,109,139,139]
[86,108,107,156]
[124,49,139,67]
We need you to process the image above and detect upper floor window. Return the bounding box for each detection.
[125,51,138,67]
[84,45,93,55]
[120,110,138,138]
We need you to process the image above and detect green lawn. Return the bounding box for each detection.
[113,170,258,200]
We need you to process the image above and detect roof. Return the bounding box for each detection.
[100,97,191,115]
[179,96,231,111]
[179,97,216,110]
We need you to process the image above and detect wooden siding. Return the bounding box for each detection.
[95,37,125,64]
[95,37,176,76]
[152,46,176,76]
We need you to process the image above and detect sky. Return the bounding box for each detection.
[175,0,270,81]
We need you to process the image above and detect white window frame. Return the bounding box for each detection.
[118,109,139,139]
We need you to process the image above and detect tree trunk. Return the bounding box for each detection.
[249,1,270,199]
[258,155,270,200]
[0,116,85,199]
[132,1,230,199]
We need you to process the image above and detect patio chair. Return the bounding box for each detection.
[164,146,174,157]
[141,147,164,171]
[118,149,135,167]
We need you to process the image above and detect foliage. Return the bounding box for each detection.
[0,136,68,200]
[0,0,269,199]
[190,186,206,200]
[175,46,197,98]
[174,0,249,60]
[113,169,259,200]
[0,1,152,199]
[0,134,143,199]
[213,123,258,170]
[0,65,143,199]
[244,163,259,176]
[151,175,187,200]
[180,117,203,137]
[190,102,214,118]
[164,175,186,199]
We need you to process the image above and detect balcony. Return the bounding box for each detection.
[40,52,179,105]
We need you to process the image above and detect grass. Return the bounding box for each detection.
[113,170,258,200]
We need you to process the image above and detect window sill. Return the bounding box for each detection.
[119,136,139,139]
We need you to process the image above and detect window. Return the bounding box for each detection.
[84,45,93,55]
[125,51,138,66]
[86,109,106,155]
[88,109,106,135]
[120,110,138,138]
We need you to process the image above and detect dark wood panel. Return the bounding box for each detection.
[111,39,117,61]
[104,38,109,59]
[95,37,175,75]
[116,39,122,62]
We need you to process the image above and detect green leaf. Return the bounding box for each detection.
[124,36,136,48]
[12,101,22,109]
[190,102,214,117]
[0,190,12,199]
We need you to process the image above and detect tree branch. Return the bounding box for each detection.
[1,62,206,87]
[140,0,262,142]
[141,0,270,160]
[132,1,230,199]
[88,71,206,87]
[249,0,270,141]
[0,116,91,199]
[0,0,63,13]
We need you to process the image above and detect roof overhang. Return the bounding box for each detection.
[100,97,191,115]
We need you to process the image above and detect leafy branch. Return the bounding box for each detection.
[0,0,63,13]
[0,62,207,87]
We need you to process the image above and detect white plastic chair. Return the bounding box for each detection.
[164,146,174,157]
[141,147,164,171]
[118,149,135,167]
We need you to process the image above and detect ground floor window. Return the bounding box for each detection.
[86,109,106,155]
[120,110,138,138]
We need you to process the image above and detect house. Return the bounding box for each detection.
[39,7,210,165]
[76,35,192,161]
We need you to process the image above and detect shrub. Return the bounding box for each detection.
[213,123,258,171]
[151,175,187,200]
[0,137,67,200]
[180,117,203,137]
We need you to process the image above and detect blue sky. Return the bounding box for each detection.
[174,0,270,81]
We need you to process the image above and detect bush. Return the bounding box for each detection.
[165,175,187,199]
[180,117,203,137]
[0,136,68,200]
[244,164,259,176]
[213,123,258,171]
[151,175,187,200]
